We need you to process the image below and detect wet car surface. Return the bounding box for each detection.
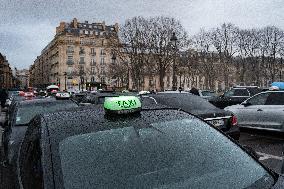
[225,91,284,132]
[2,98,79,166]
[14,96,284,188]
[141,93,240,140]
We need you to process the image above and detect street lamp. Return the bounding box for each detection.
[170,32,178,91]
[64,72,67,91]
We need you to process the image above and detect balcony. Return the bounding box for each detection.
[90,62,96,66]
[90,52,96,56]
[66,60,74,65]
[79,60,85,64]
[79,50,85,55]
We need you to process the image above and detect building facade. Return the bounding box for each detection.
[30,18,119,91]
[0,53,14,89]
[16,69,29,89]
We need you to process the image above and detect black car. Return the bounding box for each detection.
[15,96,283,188]
[1,97,79,166]
[142,93,240,140]
[209,86,262,109]
[79,92,120,106]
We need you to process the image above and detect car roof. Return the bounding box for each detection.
[18,97,75,106]
[158,91,190,94]
[144,93,229,116]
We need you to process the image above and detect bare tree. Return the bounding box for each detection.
[210,23,239,89]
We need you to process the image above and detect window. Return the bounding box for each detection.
[67,56,73,61]
[102,40,104,46]
[84,30,88,35]
[224,89,249,97]
[101,77,105,83]
[79,47,85,54]
[100,49,105,55]
[90,48,95,55]
[90,59,96,66]
[79,66,84,75]
[91,76,95,82]
[67,46,74,53]
[80,57,85,64]
[265,93,284,105]
[247,93,270,105]
[67,66,73,75]
[91,67,95,75]
[100,57,105,65]
[234,89,249,96]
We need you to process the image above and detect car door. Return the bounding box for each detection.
[234,92,270,128]
[255,92,284,131]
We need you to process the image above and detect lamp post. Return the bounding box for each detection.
[170,32,178,91]
[64,72,67,91]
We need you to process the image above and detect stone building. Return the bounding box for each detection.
[0,53,13,89]
[30,18,119,91]
[16,69,29,89]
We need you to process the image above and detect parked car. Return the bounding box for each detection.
[198,90,217,100]
[15,96,283,188]
[141,92,240,140]
[209,86,262,109]
[225,90,284,132]
[1,96,79,165]
[79,92,119,106]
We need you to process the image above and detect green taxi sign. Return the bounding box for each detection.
[104,96,142,114]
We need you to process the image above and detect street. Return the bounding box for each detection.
[239,129,284,174]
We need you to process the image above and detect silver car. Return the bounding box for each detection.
[225,91,284,131]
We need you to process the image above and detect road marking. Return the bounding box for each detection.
[257,151,284,161]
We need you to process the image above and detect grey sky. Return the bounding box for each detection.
[0,0,284,69]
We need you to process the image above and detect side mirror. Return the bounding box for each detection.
[242,101,252,107]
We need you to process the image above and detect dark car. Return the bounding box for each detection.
[1,97,79,165]
[208,86,262,109]
[15,96,283,188]
[142,93,239,140]
[71,92,88,103]
[79,92,120,105]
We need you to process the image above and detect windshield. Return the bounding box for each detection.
[16,101,78,125]
[59,119,274,189]
[201,91,216,97]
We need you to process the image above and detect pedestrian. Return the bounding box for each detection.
[190,86,200,96]
[0,89,8,109]
[178,86,182,93]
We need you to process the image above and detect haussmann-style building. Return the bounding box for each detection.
[30,18,119,91]
[0,53,14,89]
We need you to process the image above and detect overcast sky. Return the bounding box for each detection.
[1,0,284,69]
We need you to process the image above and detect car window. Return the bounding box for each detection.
[233,89,249,96]
[16,101,78,125]
[265,93,284,105]
[59,118,274,189]
[223,89,234,97]
[201,91,216,97]
[247,93,270,105]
